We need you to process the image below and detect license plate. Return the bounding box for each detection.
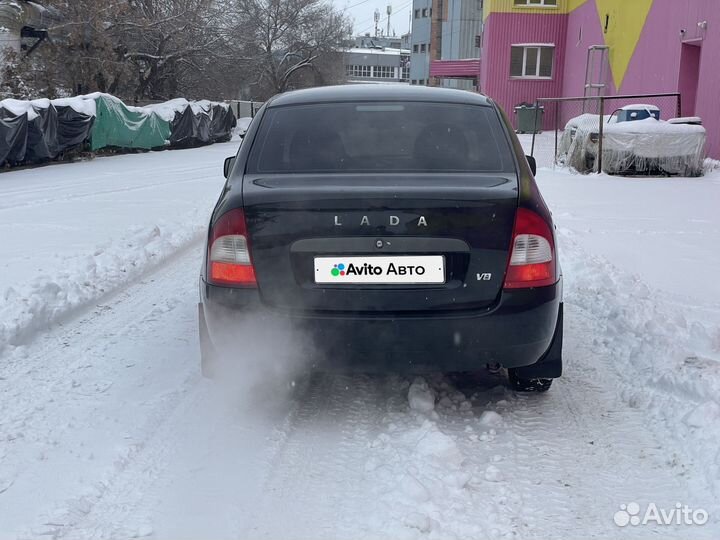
[314,256,445,284]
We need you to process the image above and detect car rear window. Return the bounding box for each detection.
[246,102,514,174]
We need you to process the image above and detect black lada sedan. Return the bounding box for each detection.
[199,85,563,391]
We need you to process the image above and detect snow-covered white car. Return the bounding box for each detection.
[558,113,614,172]
[602,116,706,176]
[558,105,706,176]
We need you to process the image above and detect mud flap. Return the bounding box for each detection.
[514,303,563,379]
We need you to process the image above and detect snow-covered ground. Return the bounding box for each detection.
[0,144,232,353]
[0,141,719,539]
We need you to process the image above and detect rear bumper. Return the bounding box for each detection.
[199,278,561,373]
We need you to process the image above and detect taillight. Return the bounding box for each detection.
[504,207,556,289]
[208,209,257,287]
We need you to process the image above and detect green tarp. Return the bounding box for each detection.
[90,95,170,151]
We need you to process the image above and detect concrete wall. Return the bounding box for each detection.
[410,0,432,83]
[430,0,483,90]
[441,0,483,61]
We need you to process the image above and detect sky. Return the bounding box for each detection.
[333,0,413,37]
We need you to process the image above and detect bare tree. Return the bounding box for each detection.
[119,0,231,100]
[32,0,132,96]
[229,0,350,98]
[27,0,233,100]
[2,0,349,102]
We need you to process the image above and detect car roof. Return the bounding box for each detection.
[620,104,660,111]
[267,85,493,108]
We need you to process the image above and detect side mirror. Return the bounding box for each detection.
[223,156,236,179]
[525,155,537,176]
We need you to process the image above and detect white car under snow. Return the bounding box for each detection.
[558,108,706,176]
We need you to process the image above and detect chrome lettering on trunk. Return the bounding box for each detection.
[332,215,429,227]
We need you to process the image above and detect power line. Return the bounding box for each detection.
[356,0,412,35]
[342,0,375,12]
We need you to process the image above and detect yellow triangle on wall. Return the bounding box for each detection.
[595,0,654,89]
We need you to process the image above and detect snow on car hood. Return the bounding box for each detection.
[604,117,706,160]
[604,117,705,135]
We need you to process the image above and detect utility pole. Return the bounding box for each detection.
[386,5,392,38]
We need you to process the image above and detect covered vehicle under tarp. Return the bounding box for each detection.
[602,118,706,176]
[166,100,235,147]
[1,93,232,167]
[0,110,28,166]
[90,95,170,151]
[169,103,212,147]
[209,103,236,143]
[557,113,614,172]
[0,98,95,166]
[54,104,94,152]
[25,102,59,162]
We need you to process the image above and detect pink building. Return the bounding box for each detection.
[478,0,720,158]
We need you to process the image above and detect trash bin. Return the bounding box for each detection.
[514,103,544,134]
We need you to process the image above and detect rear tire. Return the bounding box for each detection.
[507,369,553,392]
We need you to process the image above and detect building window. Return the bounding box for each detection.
[420,43,426,53]
[347,65,372,78]
[373,65,395,79]
[513,0,557,6]
[402,66,410,80]
[422,8,428,16]
[414,9,420,18]
[413,44,419,53]
[510,45,554,78]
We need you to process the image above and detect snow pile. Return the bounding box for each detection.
[561,230,720,495]
[363,377,515,538]
[704,157,720,174]
[0,217,207,355]
[407,377,436,413]
[235,117,253,138]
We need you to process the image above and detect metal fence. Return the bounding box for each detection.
[529,93,682,173]
[228,100,263,119]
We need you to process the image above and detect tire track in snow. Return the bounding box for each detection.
[1,250,205,539]
[0,174,217,213]
[237,373,390,539]
[0,229,206,354]
[486,303,718,540]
